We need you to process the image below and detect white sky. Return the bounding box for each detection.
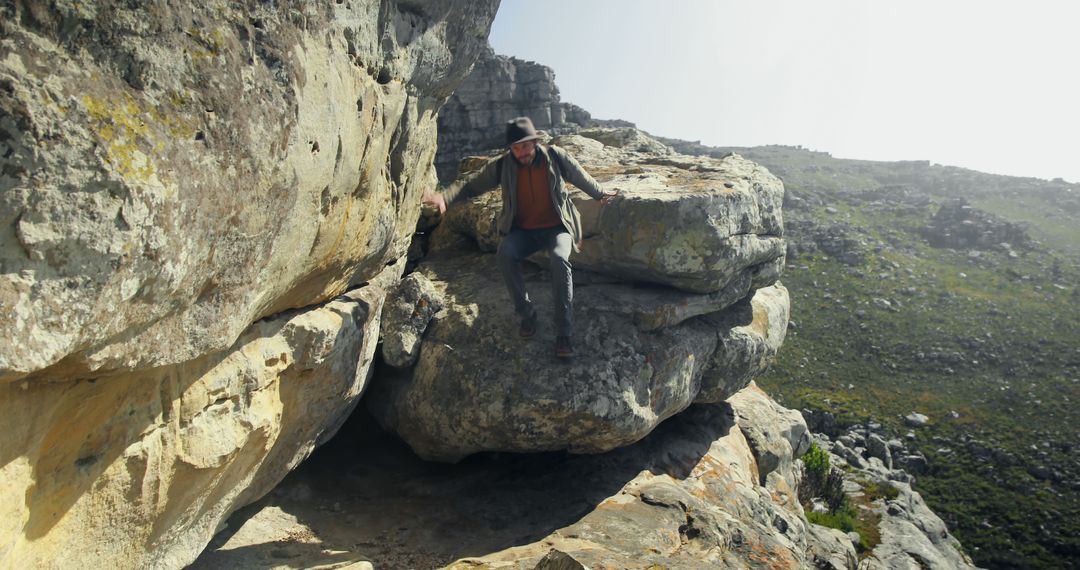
[489,1,1080,183]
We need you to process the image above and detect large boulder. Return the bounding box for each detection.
[365,249,790,462]
[0,270,392,569]
[0,1,498,567]
[0,0,497,382]
[374,130,789,462]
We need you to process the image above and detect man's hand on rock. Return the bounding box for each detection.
[599,188,619,206]
[422,190,447,215]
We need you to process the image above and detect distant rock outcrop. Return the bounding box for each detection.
[435,48,630,181]
[811,426,979,570]
[786,219,871,266]
[0,1,498,567]
[924,198,1032,253]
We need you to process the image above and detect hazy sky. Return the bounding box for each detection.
[489,1,1080,183]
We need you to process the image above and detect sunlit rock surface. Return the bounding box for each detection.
[431,130,786,294]
[0,1,498,567]
[0,0,496,381]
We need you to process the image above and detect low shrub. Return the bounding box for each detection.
[798,442,847,512]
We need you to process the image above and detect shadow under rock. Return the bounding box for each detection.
[192,399,737,569]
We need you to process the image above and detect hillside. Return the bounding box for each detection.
[661,141,1080,568]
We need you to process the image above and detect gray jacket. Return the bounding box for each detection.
[442,144,605,250]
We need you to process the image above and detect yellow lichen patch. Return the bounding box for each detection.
[749,303,770,336]
[746,538,799,570]
[149,104,199,141]
[81,93,197,184]
[185,27,226,61]
[82,94,156,182]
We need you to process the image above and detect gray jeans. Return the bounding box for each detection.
[496,226,574,337]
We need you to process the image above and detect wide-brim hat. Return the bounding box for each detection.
[506,116,545,146]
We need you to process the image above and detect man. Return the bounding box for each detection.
[423,117,617,358]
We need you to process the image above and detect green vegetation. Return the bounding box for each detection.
[798,442,846,511]
[705,144,1080,569]
[798,442,879,554]
[806,508,857,533]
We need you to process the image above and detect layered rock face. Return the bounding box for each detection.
[434,49,630,181]
[368,129,789,462]
[0,1,498,567]
[1,0,496,381]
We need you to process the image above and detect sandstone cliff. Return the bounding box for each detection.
[1,1,498,567]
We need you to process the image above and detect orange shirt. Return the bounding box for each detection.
[515,154,562,229]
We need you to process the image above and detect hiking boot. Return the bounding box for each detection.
[519,315,537,339]
[555,336,574,358]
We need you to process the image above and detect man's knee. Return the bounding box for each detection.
[549,229,572,251]
[550,249,571,270]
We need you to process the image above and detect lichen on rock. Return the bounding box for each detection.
[0,1,499,567]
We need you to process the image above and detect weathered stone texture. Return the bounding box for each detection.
[431,130,786,294]
[0,272,392,569]
[0,1,499,568]
[441,401,856,569]
[379,271,443,368]
[0,0,498,382]
[434,47,595,180]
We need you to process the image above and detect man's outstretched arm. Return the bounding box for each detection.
[550,147,618,204]
[422,156,502,215]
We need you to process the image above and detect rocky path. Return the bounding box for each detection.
[190,409,549,569]
[191,394,849,570]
